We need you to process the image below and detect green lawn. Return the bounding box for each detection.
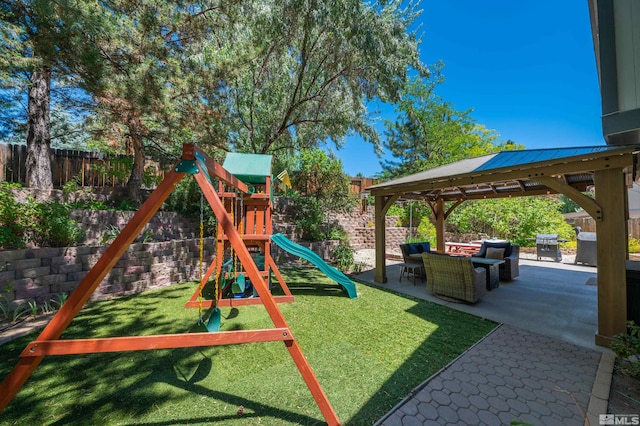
[0,268,496,425]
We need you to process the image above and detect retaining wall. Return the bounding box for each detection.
[323,203,408,250]
[69,210,199,245]
[0,239,215,309]
[0,196,415,308]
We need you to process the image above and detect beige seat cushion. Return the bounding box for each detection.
[486,247,505,259]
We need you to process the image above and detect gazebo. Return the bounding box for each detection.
[368,145,639,346]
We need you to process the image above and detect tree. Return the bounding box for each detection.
[0,0,105,189]
[291,148,355,240]
[82,0,244,202]
[202,0,428,156]
[292,148,351,205]
[2,98,95,149]
[1,0,229,198]
[82,0,183,201]
[378,66,542,243]
[3,0,429,200]
[447,197,575,245]
[381,68,522,179]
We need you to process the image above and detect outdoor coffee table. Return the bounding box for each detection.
[471,257,504,291]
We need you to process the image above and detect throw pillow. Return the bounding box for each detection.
[484,241,512,257]
[486,247,505,259]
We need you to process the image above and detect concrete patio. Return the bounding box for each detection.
[355,257,600,351]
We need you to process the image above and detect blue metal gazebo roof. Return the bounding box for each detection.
[472,146,618,172]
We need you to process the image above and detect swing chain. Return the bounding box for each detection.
[232,190,238,276]
[198,191,204,321]
[214,183,221,308]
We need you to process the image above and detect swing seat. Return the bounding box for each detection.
[192,308,221,333]
[232,273,246,297]
[206,308,221,332]
[191,322,209,333]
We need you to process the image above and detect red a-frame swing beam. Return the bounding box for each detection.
[0,144,340,425]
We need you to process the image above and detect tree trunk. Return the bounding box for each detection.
[126,118,146,204]
[25,66,53,190]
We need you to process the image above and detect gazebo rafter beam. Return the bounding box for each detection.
[444,199,465,219]
[401,192,427,201]
[536,176,603,221]
[369,154,632,197]
[437,187,562,201]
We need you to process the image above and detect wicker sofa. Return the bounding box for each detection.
[472,241,520,281]
[422,253,487,303]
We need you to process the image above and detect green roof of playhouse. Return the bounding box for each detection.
[222,152,273,184]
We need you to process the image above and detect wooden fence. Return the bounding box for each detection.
[1,143,378,194]
[570,215,640,238]
[0,143,168,188]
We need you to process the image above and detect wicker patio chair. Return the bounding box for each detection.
[422,253,486,303]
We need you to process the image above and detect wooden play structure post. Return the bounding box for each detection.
[0,144,341,425]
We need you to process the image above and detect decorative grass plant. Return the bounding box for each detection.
[0,268,496,425]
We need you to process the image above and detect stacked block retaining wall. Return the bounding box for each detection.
[0,239,215,309]
[69,210,198,246]
[0,197,415,307]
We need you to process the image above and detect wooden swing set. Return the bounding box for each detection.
[0,144,341,425]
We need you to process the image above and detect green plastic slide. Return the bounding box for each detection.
[270,233,357,298]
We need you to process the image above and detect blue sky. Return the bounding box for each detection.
[335,0,603,177]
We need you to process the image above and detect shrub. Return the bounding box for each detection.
[327,227,348,241]
[32,201,86,247]
[67,199,111,210]
[0,190,85,248]
[0,182,29,249]
[630,236,640,254]
[447,196,575,246]
[61,175,85,203]
[386,202,430,229]
[0,226,21,250]
[164,178,215,236]
[333,241,354,272]
[0,294,11,320]
[611,321,640,378]
[414,217,437,245]
[292,197,326,241]
[288,149,357,241]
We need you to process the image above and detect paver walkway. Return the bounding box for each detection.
[376,324,602,426]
